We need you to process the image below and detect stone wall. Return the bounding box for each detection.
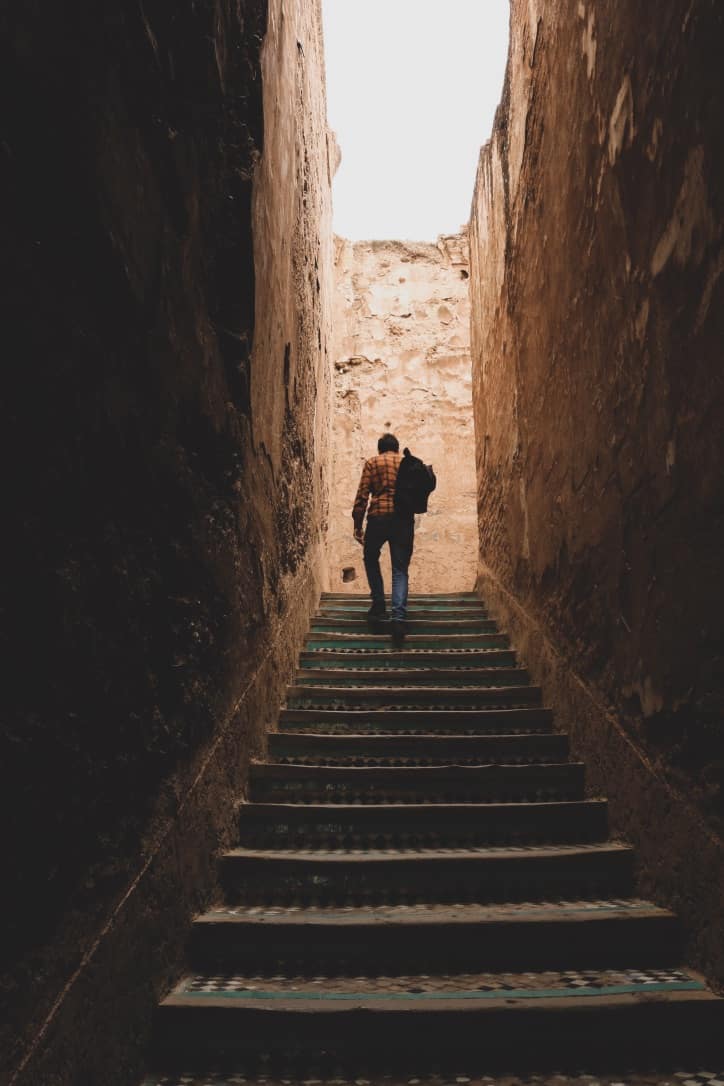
[469,0,724,982]
[1,1,333,1082]
[327,235,477,595]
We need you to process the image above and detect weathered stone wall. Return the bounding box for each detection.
[470,0,724,981]
[1,2,333,1083]
[328,236,477,595]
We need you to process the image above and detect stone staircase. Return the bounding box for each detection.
[148,592,722,1078]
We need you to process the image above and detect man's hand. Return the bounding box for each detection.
[353,527,364,546]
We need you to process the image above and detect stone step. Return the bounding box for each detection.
[249,762,584,804]
[306,633,511,650]
[318,606,488,619]
[189,899,681,972]
[300,648,517,668]
[278,706,555,734]
[311,618,498,633]
[322,592,481,601]
[221,842,632,903]
[154,968,723,1069]
[142,1070,724,1085]
[285,685,543,709]
[236,800,609,851]
[268,731,569,764]
[295,666,530,687]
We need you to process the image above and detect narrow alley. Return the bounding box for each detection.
[2,1,723,1085]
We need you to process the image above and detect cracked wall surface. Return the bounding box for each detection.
[470,0,724,982]
[327,236,477,594]
[1,2,333,1082]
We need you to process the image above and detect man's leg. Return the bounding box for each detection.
[363,517,387,615]
[390,539,413,646]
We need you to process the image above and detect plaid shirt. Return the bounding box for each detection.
[352,451,403,529]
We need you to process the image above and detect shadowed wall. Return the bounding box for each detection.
[1,1,334,1081]
[469,0,724,982]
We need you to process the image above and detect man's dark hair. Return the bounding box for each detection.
[378,433,400,454]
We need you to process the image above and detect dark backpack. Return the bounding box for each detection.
[394,448,437,515]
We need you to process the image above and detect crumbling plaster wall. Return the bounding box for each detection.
[328,235,477,594]
[1,1,333,1083]
[470,0,724,981]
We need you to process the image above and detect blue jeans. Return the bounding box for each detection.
[363,515,414,621]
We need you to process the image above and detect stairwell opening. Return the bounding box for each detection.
[320,1,510,595]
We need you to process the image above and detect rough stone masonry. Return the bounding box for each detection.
[327,234,478,595]
[469,0,724,984]
[1,1,335,1083]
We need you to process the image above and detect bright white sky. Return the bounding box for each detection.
[321,0,510,241]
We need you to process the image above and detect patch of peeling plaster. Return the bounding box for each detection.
[582,9,597,80]
[528,0,542,48]
[519,476,531,560]
[634,299,650,344]
[608,75,635,165]
[695,249,724,331]
[646,118,663,162]
[666,438,676,475]
[652,146,715,276]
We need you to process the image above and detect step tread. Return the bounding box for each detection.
[278,708,555,735]
[308,634,510,638]
[321,595,481,603]
[312,620,497,629]
[306,634,509,643]
[300,651,517,666]
[196,898,673,926]
[316,608,490,618]
[287,689,543,710]
[268,733,569,765]
[143,1072,724,1085]
[280,707,553,720]
[252,761,581,777]
[271,731,565,747]
[226,841,629,861]
[271,730,564,742]
[296,668,529,683]
[165,966,707,1004]
[241,798,603,816]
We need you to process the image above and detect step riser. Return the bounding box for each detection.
[278,708,555,734]
[286,687,543,709]
[237,801,609,848]
[312,625,499,634]
[317,607,489,617]
[249,765,585,804]
[221,851,632,903]
[300,651,518,668]
[306,636,511,650]
[321,595,481,603]
[153,1000,724,1071]
[268,734,570,763]
[189,915,682,973]
[250,786,583,803]
[295,669,530,687]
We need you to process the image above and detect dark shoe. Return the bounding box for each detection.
[391,620,406,646]
[367,603,388,632]
[367,603,387,619]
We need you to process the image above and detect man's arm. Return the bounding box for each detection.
[352,460,371,542]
